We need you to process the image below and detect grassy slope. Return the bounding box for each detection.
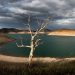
[0,61,75,75]
[0,34,14,45]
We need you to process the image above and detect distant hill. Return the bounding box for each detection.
[0,28,51,34]
[0,28,24,33]
[48,29,75,36]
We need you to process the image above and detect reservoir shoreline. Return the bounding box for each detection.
[0,54,75,63]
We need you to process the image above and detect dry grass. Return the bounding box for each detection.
[0,60,75,75]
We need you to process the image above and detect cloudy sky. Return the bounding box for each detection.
[0,0,75,30]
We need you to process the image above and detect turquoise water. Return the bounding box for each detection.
[0,34,75,57]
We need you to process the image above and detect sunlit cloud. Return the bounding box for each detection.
[55,18,75,25]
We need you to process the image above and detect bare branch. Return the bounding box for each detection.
[16,42,31,48]
[16,37,31,48]
[36,16,41,29]
[20,37,23,46]
[33,18,49,38]
[38,18,49,32]
[27,15,33,37]
[34,39,41,48]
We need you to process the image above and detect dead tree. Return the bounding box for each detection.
[16,16,50,64]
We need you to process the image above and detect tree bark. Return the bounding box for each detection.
[29,37,34,64]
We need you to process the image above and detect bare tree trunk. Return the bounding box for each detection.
[29,37,34,64]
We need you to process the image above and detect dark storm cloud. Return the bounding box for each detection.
[1,0,75,29]
[1,0,75,17]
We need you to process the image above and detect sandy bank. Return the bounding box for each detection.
[0,54,75,63]
[8,32,45,34]
[48,32,75,36]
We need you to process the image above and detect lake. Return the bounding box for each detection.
[0,34,75,58]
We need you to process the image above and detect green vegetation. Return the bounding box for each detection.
[0,61,75,75]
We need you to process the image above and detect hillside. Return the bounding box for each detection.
[48,29,75,36]
[0,28,51,34]
[0,34,14,45]
[0,28,22,33]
